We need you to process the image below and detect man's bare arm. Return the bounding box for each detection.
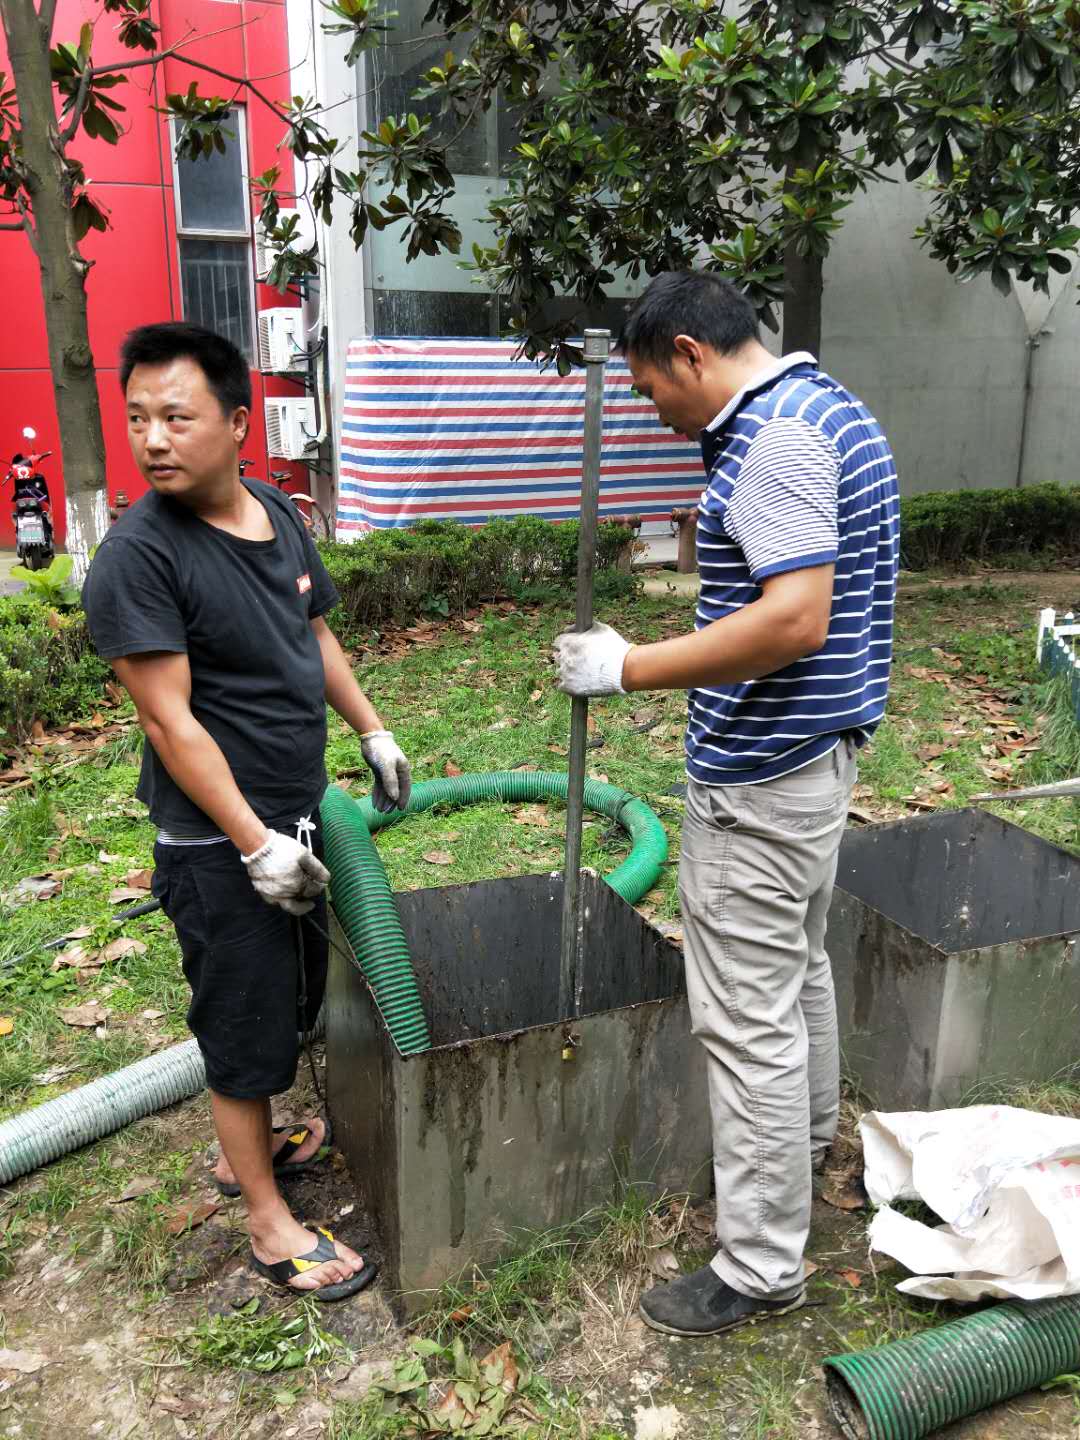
[622,565,834,692]
[311,616,383,734]
[111,651,268,853]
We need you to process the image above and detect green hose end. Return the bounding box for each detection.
[320,771,671,1059]
[823,1295,1080,1440]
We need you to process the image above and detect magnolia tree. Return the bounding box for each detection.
[1,0,1079,570]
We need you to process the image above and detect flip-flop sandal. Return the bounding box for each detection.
[213,1120,334,1198]
[251,1227,377,1303]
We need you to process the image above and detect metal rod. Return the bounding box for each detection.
[971,778,1080,802]
[559,329,610,1021]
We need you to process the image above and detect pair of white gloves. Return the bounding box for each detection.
[241,730,411,915]
[242,623,629,916]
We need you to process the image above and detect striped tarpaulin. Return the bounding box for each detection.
[336,336,705,535]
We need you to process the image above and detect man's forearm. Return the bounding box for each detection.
[316,622,384,734]
[142,712,268,853]
[622,598,827,692]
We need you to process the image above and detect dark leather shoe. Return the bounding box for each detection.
[639,1264,805,1337]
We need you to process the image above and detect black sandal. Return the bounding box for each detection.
[213,1119,334,1198]
[250,1226,377,1302]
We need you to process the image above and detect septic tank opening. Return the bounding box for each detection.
[835,807,1080,953]
[392,871,687,1046]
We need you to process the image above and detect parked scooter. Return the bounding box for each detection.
[4,427,54,571]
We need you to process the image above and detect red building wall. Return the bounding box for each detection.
[0,0,304,548]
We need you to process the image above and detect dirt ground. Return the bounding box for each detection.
[3,1071,1079,1440]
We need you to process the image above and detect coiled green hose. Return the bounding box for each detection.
[319,770,669,1055]
[824,1294,1080,1439]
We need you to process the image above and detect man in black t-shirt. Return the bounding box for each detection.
[83,322,412,1302]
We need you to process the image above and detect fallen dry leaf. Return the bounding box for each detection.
[109,887,147,904]
[124,868,153,891]
[141,1008,165,1021]
[838,1268,864,1289]
[422,851,454,866]
[648,1247,681,1280]
[432,1383,470,1426]
[99,937,148,963]
[98,850,120,864]
[12,875,62,903]
[803,1259,821,1279]
[164,1198,221,1235]
[52,944,99,972]
[480,1341,519,1394]
[444,760,463,777]
[0,1349,49,1374]
[0,1018,12,1037]
[58,1003,108,1029]
[32,1063,79,1085]
[116,1176,158,1203]
[449,1305,474,1323]
[155,1395,202,1418]
[514,804,551,829]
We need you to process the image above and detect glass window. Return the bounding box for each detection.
[179,239,254,357]
[173,109,254,361]
[173,113,248,232]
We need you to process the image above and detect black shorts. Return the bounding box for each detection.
[151,827,329,1099]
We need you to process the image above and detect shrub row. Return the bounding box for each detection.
[900,483,1080,570]
[318,515,636,633]
[0,596,109,742]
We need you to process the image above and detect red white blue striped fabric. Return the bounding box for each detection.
[336,337,705,534]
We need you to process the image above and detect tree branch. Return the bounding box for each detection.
[58,63,93,148]
[15,193,38,256]
[37,0,58,39]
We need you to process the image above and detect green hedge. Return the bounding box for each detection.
[319,515,635,633]
[0,596,109,742]
[900,483,1080,570]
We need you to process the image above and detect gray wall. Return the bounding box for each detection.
[820,175,1043,495]
[1019,266,1080,487]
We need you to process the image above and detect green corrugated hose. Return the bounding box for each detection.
[319,771,669,1056]
[824,1294,1080,1439]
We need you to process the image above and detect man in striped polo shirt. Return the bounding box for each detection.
[554,270,899,1338]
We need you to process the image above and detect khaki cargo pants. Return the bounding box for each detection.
[678,737,858,1300]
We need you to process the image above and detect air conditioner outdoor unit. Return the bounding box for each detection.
[257,308,306,375]
[254,208,313,282]
[264,397,317,460]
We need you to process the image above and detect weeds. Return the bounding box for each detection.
[180,1297,348,1373]
[960,1065,1080,1117]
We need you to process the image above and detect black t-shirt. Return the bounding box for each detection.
[82,482,339,833]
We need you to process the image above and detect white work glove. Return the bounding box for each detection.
[553,621,631,697]
[361,729,413,813]
[241,830,330,916]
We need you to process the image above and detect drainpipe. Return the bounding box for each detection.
[1014,326,1050,488]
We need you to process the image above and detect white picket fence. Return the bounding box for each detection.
[1038,608,1080,672]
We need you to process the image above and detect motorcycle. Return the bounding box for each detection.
[4,426,55,571]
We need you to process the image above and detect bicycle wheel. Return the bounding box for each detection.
[290,494,332,542]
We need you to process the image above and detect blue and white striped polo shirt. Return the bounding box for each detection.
[688,352,899,786]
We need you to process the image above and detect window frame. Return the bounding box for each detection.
[170,106,257,360]
[170,106,253,237]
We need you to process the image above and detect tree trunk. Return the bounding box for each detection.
[1,0,109,581]
[781,153,824,358]
[782,239,823,357]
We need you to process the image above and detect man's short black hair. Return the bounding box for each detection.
[618,271,759,372]
[119,322,252,414]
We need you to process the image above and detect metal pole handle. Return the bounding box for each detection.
[559,329,610,1021]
